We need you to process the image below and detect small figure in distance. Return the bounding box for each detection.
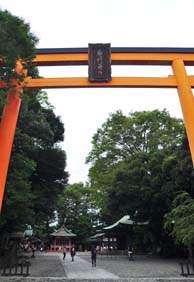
[128,246,134,261]
[63,246,67,260]
[40,241,44,252]
[91,245,97,267]
[31,244,36,258]
[71,245,76,261]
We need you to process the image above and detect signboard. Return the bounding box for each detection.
[88,43,111,82]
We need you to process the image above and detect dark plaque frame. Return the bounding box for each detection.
[88,43,111,82]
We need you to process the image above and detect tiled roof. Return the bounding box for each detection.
[50,225,76,237]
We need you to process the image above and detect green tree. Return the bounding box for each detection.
[163,133,194,259]
[57,183,98,243]
[15,88,68,233]
[86,109,184,252]
[0,10,68,238]
[0,9,38,234]
[172,134,194,198]
[0,9,37,81]
[164,191,194,260]
[0,89,68,235]
[87,109,183,167]
[86,109,184,213]
[107,150,180,253]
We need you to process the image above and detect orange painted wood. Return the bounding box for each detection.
[111,53,194,66]
[9,75,194,89]
[33,53,88,66]
[1,75,194,89]
[23,76,177,89]
[172,59,194,165]
[0,62,26,211]
[0,93,21,211]
[33,52,194,66]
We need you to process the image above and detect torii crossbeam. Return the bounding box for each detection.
[0,47,194,210]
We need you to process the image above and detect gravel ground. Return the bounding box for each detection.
[79,253,182,278]
[0,254,66,278]
[29,255,66,277]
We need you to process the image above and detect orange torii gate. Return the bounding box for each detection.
[0,46,194,211]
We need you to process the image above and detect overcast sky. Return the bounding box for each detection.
[1,0,194,183]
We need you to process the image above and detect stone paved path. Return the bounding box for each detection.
[61,252,119,279]
[30,255,66,277]
[80,253,182,278]
[0,251,194,282]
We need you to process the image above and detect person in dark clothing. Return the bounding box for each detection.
[91,245,97,267]
[63,246,67,260]
[128,246,134,260]
[71,246,76,261]
[31,244,35,258]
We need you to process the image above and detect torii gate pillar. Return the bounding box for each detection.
[0,62,26,210]
[172,59,194,162]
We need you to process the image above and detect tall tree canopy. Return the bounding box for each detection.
[164,191,194,247]
[57,183,98,243]
[163,134,194,259]
[164,191,194,260]
[87,110,184,186]
[0,9,38,81]
[0,10,68,237]
[0,89,69,235]
[86,109,185,252]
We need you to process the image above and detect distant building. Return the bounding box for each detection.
[50,225,76,252]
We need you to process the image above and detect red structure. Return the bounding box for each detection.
[1,47,194,211]
[50,225,76,252]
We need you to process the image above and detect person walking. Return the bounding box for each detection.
[63,246,67,260]
[128,246,134,260]
[31,244,36,258]
[71,246,76,261]
[91,245,97,267]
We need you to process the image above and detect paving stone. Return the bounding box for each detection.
[0,251,193,282]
